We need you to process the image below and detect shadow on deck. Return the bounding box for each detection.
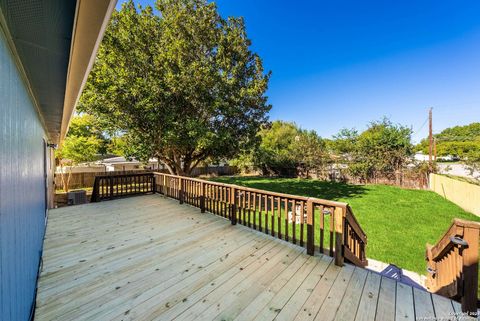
[35,195,464,321]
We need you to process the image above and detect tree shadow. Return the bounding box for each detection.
[215,176,367,201]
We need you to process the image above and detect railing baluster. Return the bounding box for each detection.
[292,199,296,244]
[306,199,314,255]
[284,198,288,242]
[277,197,281,239]
[319,205,324,253]
[253,192,257,230]
[334,207,344,266]
[230,186,237,225]
[258,194,262,232]
[329,206,334,257]
[271,196,275,237]
[300,200,305,247]
[264,194,268,234]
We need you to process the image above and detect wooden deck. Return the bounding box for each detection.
[35,195,464,321]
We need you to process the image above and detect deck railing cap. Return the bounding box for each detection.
[152,172,349,208]
[452,218,480,230]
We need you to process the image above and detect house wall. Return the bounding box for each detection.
[0,24,50,321]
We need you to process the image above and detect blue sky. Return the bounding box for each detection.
[117,1,480,142]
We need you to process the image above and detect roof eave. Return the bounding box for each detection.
[58,0,117,144]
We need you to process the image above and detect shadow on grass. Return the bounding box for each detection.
[213,176,368,201]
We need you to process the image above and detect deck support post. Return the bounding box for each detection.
[200,182,205,213]
[334,206,345,266]
[230,186,237,225]
[306,199,315,256]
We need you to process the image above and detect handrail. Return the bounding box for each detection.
[154,173,353,207]
[91,173,156,202]
[345,205,367,242]
[426,218,480,314]
[153,172,368,267]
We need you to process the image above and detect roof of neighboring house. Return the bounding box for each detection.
[0,0,116,143]
[100,157,140,165]
[99,157,158,165]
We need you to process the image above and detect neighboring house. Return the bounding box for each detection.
[414,152,460,163]
[56,164,107,174]
[0,1,115,320]
[414,152,430,162]
[98,156,161,171]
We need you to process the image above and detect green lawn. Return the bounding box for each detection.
[211,176,480,275]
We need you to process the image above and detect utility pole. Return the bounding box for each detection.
[433,137,437,161]
[428,107,433,165]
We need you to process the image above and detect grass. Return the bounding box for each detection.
[211,176,480,275]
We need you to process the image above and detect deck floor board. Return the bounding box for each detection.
[35,195,457,321]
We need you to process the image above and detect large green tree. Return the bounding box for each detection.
[237,121,327,176]
[56,114,106,163]
[78,0,271,175]
[333,118,413,181]
[56,114,104,192]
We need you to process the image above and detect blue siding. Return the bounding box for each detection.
[0,25,47,321]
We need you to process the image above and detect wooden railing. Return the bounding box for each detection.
[154,172,368,267]
[426,219,480,313]
[91,173,156,202]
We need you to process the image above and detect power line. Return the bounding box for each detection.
[412,116,429,137]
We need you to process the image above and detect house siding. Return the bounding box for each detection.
[0,24,49,321]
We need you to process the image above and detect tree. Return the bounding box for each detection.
[295,129,328,177]
[55,114,105,192]
[333,118,413,181]
[56,134,101,192]
[415,122,480,180]
[416,122,480,158]
[78,0,271,175]
[244,121,327,176]
[56,135,101,164]
[330,128,359,155]
[465,149,480,180]
[253,121,299,175]
[66,113,111,155]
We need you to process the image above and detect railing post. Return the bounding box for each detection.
[306,199,315,256]
[200,182,205,213]
[179,177,184,204]
[461,226,479,314]
[334,206,345,266]
[230,186,237,225]
[163,175,167,195]
[91,178,99,202]
[152,175,157,193]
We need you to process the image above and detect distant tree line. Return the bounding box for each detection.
[231,118,419,183]
[416,122,480,176]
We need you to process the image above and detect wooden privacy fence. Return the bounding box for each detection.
[154,172,368,268]
[426,219,480,314]
[56,166,237,190]
[91,173,156,202]
[55,170,150,190]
